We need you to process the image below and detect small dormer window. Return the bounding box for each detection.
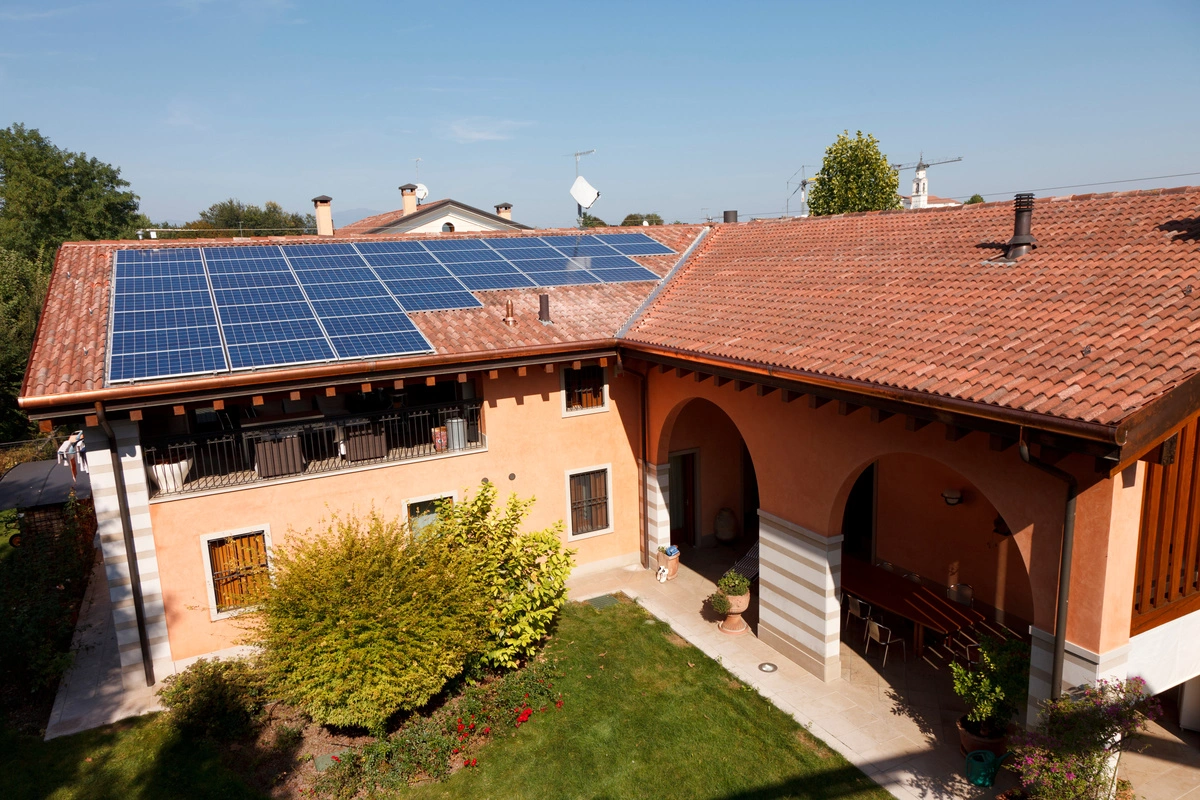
[442,222,455,232]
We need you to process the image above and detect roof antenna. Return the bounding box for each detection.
[785,165,821,218]
[567,149,597,228]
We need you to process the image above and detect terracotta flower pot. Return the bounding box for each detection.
[719,592,751,635]
[956,714,1008,757]
[656,551,681,580]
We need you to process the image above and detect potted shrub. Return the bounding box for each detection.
[1009,677,1159,800]
[950,635,1029,756]
[708,569,751,636]
[656,545,680,581]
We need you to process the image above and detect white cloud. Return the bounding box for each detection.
[444,117,532,144]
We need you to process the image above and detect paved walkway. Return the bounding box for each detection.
[45,551,162,740]
[568,553,1200,800]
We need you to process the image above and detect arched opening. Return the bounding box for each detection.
[838,453,1035,632]
[663,398,760,574]
[441,222,455,232]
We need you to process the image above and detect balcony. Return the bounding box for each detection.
[141,400,484,499]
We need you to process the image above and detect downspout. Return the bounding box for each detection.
[619,355,650,569]
[1018,428,1078,699]
[94,402,155,686]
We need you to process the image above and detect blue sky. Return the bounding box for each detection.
[3,0,1198,229]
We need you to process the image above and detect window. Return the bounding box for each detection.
[561,365,607,415]
[202,528,271,619]
[441,222,455,232]
[407,494,453,533]
[568,467,611,538]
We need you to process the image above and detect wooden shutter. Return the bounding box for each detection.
[208,532,270,613]
[565,366,606,411]
[570,469,609,535]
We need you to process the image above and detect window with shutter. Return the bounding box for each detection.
[562,366,607,414]
[569,468,610,536]
[205,531,270,614]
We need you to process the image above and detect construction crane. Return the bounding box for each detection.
[891,153,962,208]
[785,165,821,218]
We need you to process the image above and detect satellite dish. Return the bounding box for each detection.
[570,175,600,210]
[414,183,429,201]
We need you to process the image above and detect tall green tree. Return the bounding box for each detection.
[620,213,664,226]
[965,193,985,205]
[182,199,314,237]
[581,212,607,228]
[807,130,901,216]
[0,124,140,262]
[0,248,48,440]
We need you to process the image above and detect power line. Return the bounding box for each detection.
[955,170,1200,201]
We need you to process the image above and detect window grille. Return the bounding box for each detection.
[207,531,269,613]
[569,469,609,536]
[564,366,606,412]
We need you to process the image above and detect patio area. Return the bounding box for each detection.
[568,553,1200,800]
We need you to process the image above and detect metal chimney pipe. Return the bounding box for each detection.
[1006,193,1037,259]
[723,210,738,223]
[538,293,551,324]
[503,299,516,327]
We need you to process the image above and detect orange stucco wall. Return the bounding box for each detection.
[874,453,1034,625]
[644,367,1141,653]
[665,398,745,545]
[149,367,642,661]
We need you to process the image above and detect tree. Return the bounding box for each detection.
[965,193,985,205]
[0,124,140,262]
[581,212,607,228]
[807,130,901,216]
[0,248,47,440]
[620,213,664,226]
[182,199,314,237]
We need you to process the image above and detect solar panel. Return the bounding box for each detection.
[108,249,229,382]
[107,230,674,383]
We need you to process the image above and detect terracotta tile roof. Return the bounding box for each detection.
[622,188,1200,427]
[20,226,702,403]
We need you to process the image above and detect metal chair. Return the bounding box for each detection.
[877,560,897,573]
[947,583,974,607]
[904,571,922,584]
[844,595,873,643]
[865,620,907,667]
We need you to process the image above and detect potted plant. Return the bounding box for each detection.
[656,545,680,581]
[708,569,751,636]
[950,635,1029,756]
[1009,677,1159,800]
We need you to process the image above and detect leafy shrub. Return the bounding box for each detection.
[158,657,265,739]
[434,483,575,669]
[258,509,487,732]
[717,570,750,597]
[709,592,731,615]
[0,493,95,688]
[1011,677,1160,800]
[950,636,1029,737]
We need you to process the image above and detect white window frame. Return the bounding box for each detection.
[402,490,458,530]
[564,463,614,540]
[200,524,273,622]
[560,364,609,417]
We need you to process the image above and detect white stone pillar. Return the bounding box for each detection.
[86,421,173,689]
[757,509,842,682]
[645,463,670,563]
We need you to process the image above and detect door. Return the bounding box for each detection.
[669,452,697,547]
[842,463,875,564]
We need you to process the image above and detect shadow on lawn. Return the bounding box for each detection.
[708,764,893,799]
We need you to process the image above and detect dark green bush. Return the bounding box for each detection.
[157,657,265,739]
[0,494,95,688]
[258,509,488,732]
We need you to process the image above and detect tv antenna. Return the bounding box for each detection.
[566,149,598,227]
[414,157,422,180]
[785,165,821,217]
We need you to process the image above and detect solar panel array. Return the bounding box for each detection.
[108,233,675,383]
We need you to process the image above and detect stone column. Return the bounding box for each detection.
[86,421,173,689]
[645,463,671,563]
[757,509,843,682]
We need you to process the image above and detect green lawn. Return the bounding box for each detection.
[1,598,890,800]
[0,715,262,800]
[401,599,889,800]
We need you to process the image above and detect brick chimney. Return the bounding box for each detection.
[312,195,334,236]
[495,202,513,221]
[399,184,418,216]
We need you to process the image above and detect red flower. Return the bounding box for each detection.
[483,726,491,735]
[555,699,564,708]
[457,723,464,732]
[465,758,470,766]
[453,748,459,754]
[331,755,341,763]
[471,758,477,766]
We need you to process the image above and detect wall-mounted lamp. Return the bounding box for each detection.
[942,489,964,506]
